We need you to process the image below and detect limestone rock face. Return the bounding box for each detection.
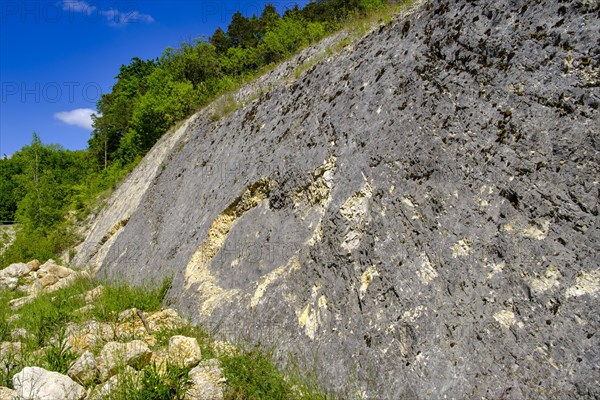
[13,367,86,400]
[74,0,599,398]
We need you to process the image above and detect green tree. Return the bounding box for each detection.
[162,41,222,87]
[259,4,281,37]
[302,0,365,23]
[0,156,23,222]
[221,46,261,75]
[261,17,325,63]
[89,57,157,168]
[228,11,261,48]
[119,69,198,161]
[210,27,231,53]
[13,134,64,230]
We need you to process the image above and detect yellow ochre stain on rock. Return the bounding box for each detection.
[522,219,550,240]
[451,238,472,258]
[359,266,379,299]
[339,175,372,252]
[251,257,300,308]
[566,269,600,298]
[299,304,318,340]
[293,155,336,212]
[184,178,272,316]
[417,253,438,285]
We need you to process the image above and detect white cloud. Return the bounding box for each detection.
[62,1,154,26]
[112,10,154,25]
[54,108,98,130]
[62,0,92,13]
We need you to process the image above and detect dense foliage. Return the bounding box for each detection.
[0,0,397,267]
[0,133,132,266]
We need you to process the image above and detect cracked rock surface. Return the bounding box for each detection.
[75,0,599,398]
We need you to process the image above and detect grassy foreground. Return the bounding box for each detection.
[0,273,328,399]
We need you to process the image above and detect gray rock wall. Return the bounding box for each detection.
[77,0,599,398]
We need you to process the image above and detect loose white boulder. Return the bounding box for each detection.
[1,263,31,278]
[13,367,86,400]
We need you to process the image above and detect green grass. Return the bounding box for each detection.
[90,278,171,322]
[1,275,329,398]
[346,0,415,36]
[152,324,329,399]
[43,328,78,374]
[218,343,329,400]
[0,288,16,341]
[293,54,326,80]
[221,346,289,400]
[15,276,92,346]
[0,275,172,386]
[136,362,191,400]
[210,95,240,121]
[98,362,191,400]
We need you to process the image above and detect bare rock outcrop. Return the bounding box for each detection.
[73,0,599,398]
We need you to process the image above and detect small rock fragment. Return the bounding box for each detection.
[146,308,185,332]
[0,276,18,291]
[0,386,16,399]
[9,296,34,310]
[98,340,152,381]
[40,274,60,288]
[169,336,202,368]
[185,359,225,400]
[10,328,29,341]
[67,350,98,385]
[27,260,41,271]
[66,321,114,354]
[84,285,104,303]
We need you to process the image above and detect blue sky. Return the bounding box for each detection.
[0,0,308,157]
